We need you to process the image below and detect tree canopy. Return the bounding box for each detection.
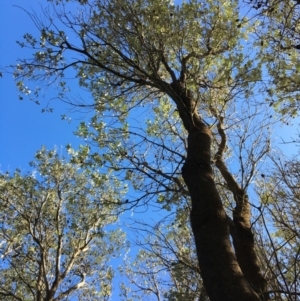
[0,147,125,301]
[4,0,300,300]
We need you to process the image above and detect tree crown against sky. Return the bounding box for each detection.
[3,0,300,300]
[0,147,125,301]
[250,0,300,116]
[13,0,274,205]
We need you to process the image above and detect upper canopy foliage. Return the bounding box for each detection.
[15,0,262,111]
[12,0,276,207]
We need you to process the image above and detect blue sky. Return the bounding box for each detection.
[0,0,82,172]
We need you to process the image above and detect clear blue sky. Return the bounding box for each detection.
[0,0,82,172]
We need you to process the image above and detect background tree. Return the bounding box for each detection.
[254,152,300,300]
[119,207,205,301]
[0,146,125,301]
[10,0,295,300]
[247,0,300,115]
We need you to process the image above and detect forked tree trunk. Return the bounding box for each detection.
[169,80,263,301]
[182,127,260,301]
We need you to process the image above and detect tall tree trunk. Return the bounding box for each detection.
[169,80,261,301]
[182,127,260,301]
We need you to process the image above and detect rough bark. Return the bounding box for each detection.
[169,80,261,301]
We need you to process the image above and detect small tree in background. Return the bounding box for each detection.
[0,147,125,301]
[255,153,300,300]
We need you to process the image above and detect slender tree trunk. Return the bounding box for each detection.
[169,80,261,301]
[230,213,269,300]
[214,122,269,300]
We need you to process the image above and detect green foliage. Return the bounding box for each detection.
[14,0,260,112]
[256,154,300,299]
[0,147,125,301]
[255,0,300,116]
[11,0,273,213]
[11,0,274,213]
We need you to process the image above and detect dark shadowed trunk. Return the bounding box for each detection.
[182,127,260,301]
[169,80,264,301]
